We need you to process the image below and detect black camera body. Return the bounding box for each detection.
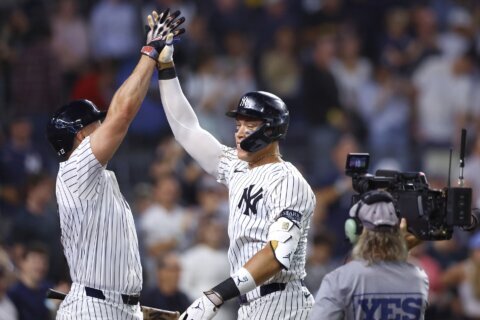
[346,153,472,240]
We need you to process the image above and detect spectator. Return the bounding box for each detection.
[0,117,51,221]
[89,0,140,60]
[412,47,476,170]
[194,175,229,225]
[409,4,442,69]
[180,219,230,299]
[70,59,117,111]
[304,232,336,294]
[357,63,412,170]
[10,4,62,140]
[300,0,345,48]
[7,173,66,283]
[408,243,447,319]
[301,32,344,181]
[378,7,413,74]
[50,0,89,90]
[139,174,194,286]
[440,232,480,319]
[253,0,297,53]
[180,219,236,319]
[184,54,237,144]
[438,6,474,59]
[259,26,301,103]
[332,30,371,111]
[313,134,359,259]
[206,0,250,51]
[0,117,48,188]
[7,243,52,320]
[141,252,190,314]
[0,251,17,320]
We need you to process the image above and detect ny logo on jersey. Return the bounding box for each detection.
[238,184,263,215]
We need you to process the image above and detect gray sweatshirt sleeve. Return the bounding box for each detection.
[158,78,223,176]
[309,272,345,320]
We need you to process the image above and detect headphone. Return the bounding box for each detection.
[344,190,395,244]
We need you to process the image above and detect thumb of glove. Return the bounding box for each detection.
[159,33,174,63]
[166,33,174,45]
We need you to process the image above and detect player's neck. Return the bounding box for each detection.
[248,151,282,169]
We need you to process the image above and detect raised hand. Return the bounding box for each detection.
[142,9,185,61]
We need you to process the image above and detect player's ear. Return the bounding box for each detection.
[75,129,86,142]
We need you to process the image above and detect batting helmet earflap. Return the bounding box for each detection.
[46,99,106,161]
[226,91,289,152]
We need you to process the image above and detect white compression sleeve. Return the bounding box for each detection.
[158,78,223,176]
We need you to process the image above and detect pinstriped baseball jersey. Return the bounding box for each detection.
[55,136,142,294]
[217,145,315,303]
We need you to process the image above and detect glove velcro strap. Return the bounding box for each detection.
[141,46,159,61]
[203,290,224,308]
[210,278,240,303]
[209,268,256,303]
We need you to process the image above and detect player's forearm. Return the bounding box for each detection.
[108,56,156,123]
[158,72,223,176]
[244,244,283,285]
[192,244,282,311]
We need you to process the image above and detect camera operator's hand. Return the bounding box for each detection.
[400,218,423,250]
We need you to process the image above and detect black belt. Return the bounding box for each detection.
[238,283,287,305]
[85,286,140,305]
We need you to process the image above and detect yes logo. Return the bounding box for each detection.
[353,294,424,320]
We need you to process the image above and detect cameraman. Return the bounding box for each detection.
[309,190,429,320]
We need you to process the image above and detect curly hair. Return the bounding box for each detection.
[352,228,408,264]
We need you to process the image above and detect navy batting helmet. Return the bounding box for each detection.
[46,99,106,161]
[226,91,289,152]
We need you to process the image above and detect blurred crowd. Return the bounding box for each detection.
[1,0,480,319]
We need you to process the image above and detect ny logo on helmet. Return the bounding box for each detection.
[239,96,256,110]
[238,184,263,215]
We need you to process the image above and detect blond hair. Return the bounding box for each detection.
[352,228,408,264]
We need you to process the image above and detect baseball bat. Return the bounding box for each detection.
[46,288,180,320]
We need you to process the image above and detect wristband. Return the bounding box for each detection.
[158,67,177,80]
[232,267,257,295]
[140,46,159,61]
[209,267,256,303]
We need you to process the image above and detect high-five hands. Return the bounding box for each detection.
[142,9,185,62]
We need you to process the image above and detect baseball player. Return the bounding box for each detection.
[154,17,315,320]
[46,10,185,319]
[309,190,429,320]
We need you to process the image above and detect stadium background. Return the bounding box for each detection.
[1,0,480,319]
